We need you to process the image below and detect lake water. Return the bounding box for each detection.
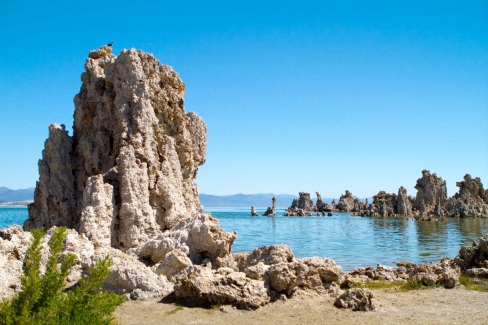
[2,206,487,272]
[208,208,488,271]
[0,207,28,229]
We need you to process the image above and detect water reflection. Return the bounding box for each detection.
[210,209,488,271]
[415,220,449,259]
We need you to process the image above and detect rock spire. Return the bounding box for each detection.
[26,45,208,249]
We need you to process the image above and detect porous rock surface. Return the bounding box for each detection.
[284,192,315,216]
[0,226,32,298]
[27,45,208,243]
[444,174,488,218]
[337,190,357,212]
[2,46,238,301]
[345,258,460,289]
[0,46,348,308]
[455,235,488,277]
[334,288,375,311]
[412,170,447,217]
[361,187,413,217]
[397,186,412,217]
[173,244,344,309]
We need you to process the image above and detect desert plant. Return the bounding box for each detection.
[459,274,482,291]
[0,227,124,325]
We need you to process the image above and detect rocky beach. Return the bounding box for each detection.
[1,46,487,323]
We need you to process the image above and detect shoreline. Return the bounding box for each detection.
[114,287,488,325]
[0,201,31,207]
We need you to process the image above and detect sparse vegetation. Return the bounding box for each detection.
[398,280,431,291]
[459,275,482,291]
[164,306,184,316]
[0,227,124,325]
[211,304,222,310]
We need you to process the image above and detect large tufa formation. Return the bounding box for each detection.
[444,174,488,218]
[263,196,277,216]
[1,46,348,307]
[26,46,208,249]
[362,187,413,217]
[284,192,314,216]
[397,186,412,216]
[337,190,358,212]
[14,46,237,300]
[413,170,447,216]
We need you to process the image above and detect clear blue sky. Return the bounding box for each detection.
[1,0,487,198]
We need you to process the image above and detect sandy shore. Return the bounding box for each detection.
[115,287,488,325]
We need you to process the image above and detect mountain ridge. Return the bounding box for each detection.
[0,187,370,208]
[0,187,35,202]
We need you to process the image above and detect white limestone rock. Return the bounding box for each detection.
[174,265,270,310]
[26,47,211,252]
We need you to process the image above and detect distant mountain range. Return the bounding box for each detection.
[0,186,368,208]
[0,187,35,202]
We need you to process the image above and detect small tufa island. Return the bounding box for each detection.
[0,46,487,312]
[279,171,488,219]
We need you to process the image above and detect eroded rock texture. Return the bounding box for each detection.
[371,191,397,217]
[284,192,314,216]
[337,190,357,212]
[345,259,460,289]
[174,244,344,308]
[334,288,375,311]
[15,46,239,300]
[455,235,488,277]
[397,186,412,217]
[413,170,447,217]
[445,174,488,218]
[363,187,412,217]
[26,46,208,249]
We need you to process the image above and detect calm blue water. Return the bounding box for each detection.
[2,207,487,272]
[0,207,28,229]
[207,208,488,271]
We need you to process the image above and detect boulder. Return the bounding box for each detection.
[237,244,294,270]
[334,288,375,311]
[173,265,270,310]
[264,257,344,296]
[455,235,488,272]
[101,246,174,300]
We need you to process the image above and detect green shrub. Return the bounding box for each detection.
[0,227,124,325]
[459,274,482,291]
